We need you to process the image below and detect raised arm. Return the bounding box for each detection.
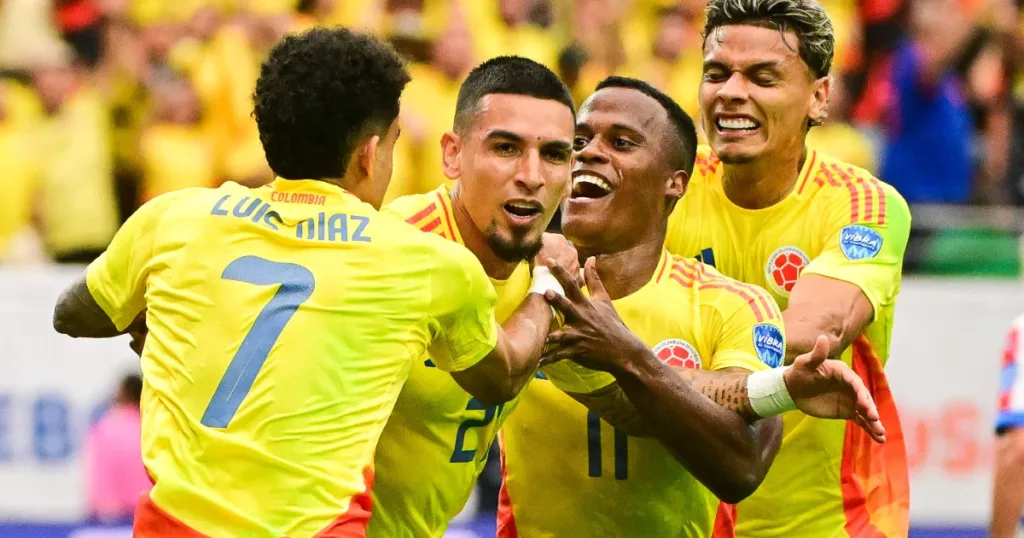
[446,234,577,406]
[450,292,553,406]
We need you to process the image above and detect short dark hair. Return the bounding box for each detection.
[594,76,698,176]
[702,0,834,79]
[453,56,575,133]
[253,27,411,180]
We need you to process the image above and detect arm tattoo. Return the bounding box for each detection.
[567,368,761,435]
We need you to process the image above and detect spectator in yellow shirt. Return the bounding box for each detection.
[139,73,217,202]
[31,54,119,263]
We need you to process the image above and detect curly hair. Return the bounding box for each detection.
[702,0,835,79]
[253,28,411,180]
[453,56,575,133]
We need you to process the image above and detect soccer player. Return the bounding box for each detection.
[499,76,885,538]
[367,56,578,538]
[991,315,1024,538]
[663,0,913,535]
[51,29,556,538]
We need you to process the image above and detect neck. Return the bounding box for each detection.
[721,146,807,210]
[577,233,663,301]
[451,185,520,280]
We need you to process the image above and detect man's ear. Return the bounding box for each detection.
[666,169,689,202]
[441,131,461,180]
[808,75,832,126]
[359,134,381,179]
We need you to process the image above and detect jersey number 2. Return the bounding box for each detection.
[450,398,505,463]
[200,256,316,428]
[587,411,628,479]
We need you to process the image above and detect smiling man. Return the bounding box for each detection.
[498,76,885,538]
[663,0,912,536]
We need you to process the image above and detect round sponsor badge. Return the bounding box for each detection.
[652,339,702,370]
[839,225,883,260]
[765,246,810,296]
[752,324,785,368]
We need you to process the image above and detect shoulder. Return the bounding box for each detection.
[692,145,722,181]
[666,255,778,321]
[382,188,454,237]
[798,150,910,226]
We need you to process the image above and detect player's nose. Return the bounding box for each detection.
[575,137,608,165]
[716,72,750,103]
[515,151,545,191]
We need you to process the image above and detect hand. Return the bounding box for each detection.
[783,335,887,444]
[541,257,650,374]
[129,329,147,357]
[534,234,581,286]
[126,311,147,357]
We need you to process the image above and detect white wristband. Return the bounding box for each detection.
[529,266,565,298]
[746,367,796,418]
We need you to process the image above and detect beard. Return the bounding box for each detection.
[484,221,544,263]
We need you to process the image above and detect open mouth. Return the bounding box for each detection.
[716,117,761,132]
[503,200,542,218]
[570,173,612,200]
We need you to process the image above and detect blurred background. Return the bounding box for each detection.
[0,0,1020,536]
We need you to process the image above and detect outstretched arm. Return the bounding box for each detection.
[539,259,784,503]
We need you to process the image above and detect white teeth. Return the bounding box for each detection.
[572,174,611,193]
[718,118,758,130]
[507,201,537,210]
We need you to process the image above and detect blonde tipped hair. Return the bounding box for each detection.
[702,0,835,79]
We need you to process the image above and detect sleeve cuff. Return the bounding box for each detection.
[800,266,884,323]
[540,361,616,394]
[85,263,131,331]
[711,351,769,372]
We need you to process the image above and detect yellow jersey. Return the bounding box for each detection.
[499,252,785,537]
[665,146,911,538]
[85,178,499,538]
[370,186,532,537]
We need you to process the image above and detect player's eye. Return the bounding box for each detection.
[543,147,571,163]
[572,136,589,151]
[703,70,728,82]
[494,142,518,156]
[613,137,634,149]
[752,73,778,86]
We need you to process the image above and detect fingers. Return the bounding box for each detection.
[544,290,580,320]
[794,334,830,369]
[540,348,577,367]
[583,257,610,302]
[547,259,586,302]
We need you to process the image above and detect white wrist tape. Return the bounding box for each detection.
[747,367,796,418]
[529,266,565,298]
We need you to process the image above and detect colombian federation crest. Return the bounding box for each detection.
[765,246,810,296]
[652,339,702,370]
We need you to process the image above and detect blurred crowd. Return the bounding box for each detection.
[0,0,1020,266]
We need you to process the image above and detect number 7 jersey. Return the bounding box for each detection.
[84,178,499,538]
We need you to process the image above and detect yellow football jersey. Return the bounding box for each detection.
[499,252,785,537]
[665,146,911,538]
[85,178,499,538]
[370,186,532,537]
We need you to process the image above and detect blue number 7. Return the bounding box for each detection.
[200,256,315,428]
